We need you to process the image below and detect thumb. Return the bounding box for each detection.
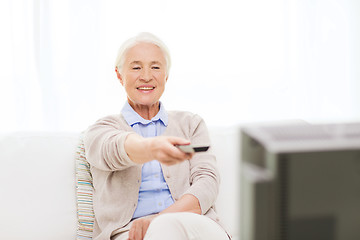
[167,136,191,146]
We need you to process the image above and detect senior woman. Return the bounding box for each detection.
[84,32,230,240]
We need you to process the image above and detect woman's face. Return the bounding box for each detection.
[117,42,168,110]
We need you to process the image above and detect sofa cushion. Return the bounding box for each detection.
[0,132,79,240]
[75,135,94,239]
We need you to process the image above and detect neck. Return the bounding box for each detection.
[128,100,160,120]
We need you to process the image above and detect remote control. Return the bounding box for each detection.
[176,144,210,153]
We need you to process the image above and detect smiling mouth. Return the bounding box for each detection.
[137,87,155,90]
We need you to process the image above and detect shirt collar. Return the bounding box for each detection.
[121,101,168,127]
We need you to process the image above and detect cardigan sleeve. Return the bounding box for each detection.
[83,114,137,171]
[182,114,220,215]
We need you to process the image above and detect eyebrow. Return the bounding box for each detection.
[150,61,162,65]
[130,61,141,64]
[129,61,163,65]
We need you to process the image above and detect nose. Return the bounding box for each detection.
[140,68,152,82]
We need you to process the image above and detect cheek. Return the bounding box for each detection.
[155,73,167,83]
[122,73,138,85]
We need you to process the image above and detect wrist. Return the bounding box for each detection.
[143,138,154,162]
[125,133,151,164]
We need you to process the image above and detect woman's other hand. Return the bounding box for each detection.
[125,134,194,165]
[128,215,157,240]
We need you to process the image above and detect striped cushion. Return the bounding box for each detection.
[75,136,94,239]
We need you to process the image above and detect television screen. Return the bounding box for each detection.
[241,122,360,240]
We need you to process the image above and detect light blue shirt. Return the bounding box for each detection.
[121,102,175,219]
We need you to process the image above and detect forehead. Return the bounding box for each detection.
[124,42,166,64]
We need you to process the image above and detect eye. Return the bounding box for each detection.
[132,66,141,70]
[152,66,160,70]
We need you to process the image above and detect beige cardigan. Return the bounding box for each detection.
[84,111,223,240]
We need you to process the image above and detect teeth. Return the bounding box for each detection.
[138,87,154,90]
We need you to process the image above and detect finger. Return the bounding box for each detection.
[160,159,180,166]
[142,221,149,239]
[167,136,191,146]
[171,146,196,161]
[160,148,188,164]
[141,217,153,239]
[134,222,143,240]
[154,146,185,163]
[128,223,136,240]
[171,146,194,160]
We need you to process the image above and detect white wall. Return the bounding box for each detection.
[1,0,360,131]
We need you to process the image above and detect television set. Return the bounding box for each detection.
[240,121,360,240]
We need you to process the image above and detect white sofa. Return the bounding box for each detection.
[0,127,241,240]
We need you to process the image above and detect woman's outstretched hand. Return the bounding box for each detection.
[124,134,194,165]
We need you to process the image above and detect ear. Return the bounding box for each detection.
[115,67,124,85]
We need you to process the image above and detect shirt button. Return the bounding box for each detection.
[158,202,163,206]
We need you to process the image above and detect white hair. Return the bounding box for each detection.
[114,32,171,76]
